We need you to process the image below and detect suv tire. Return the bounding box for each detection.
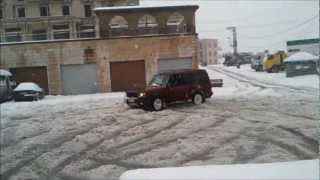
[152,97,163,111]
[193,93,203,105]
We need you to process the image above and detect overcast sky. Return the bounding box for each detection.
[141,0,319,54]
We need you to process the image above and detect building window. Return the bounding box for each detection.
[17,7,25,18]
[209,51,212,57]
[0,8,3,19]
[84,5,92,17]
[62,5,70,16]
[78,24,95,38]
[138,14,158,35]
[109,16,129,37]
[5,28,22,42]
[40,6,49,16]
[167,13,186,34]
[32,29,47,40]
[53,24,70,39]
[84,48,96,63]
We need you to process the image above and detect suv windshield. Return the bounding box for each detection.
[149,74,169,86]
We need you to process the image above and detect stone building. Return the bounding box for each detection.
[0,0,139,42]
[0,5,199,95]
[198,38,220,65]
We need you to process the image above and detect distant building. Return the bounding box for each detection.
[286,38,319,56]
[198,39,220,65]
[0,0,139,42]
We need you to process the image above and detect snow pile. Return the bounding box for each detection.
[120,159,319,180]
[284,52,318,63]
[14,82,43,92]
[0,69,12,76]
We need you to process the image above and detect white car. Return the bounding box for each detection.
[13,82,44,101]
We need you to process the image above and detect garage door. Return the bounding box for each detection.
[10,66,49,94]
[110,60,146,91]
[61,64,98,95]
[158,58,193,72]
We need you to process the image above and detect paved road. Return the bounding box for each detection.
[1,68,318,180]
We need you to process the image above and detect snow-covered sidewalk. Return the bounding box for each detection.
[209,64,319,90]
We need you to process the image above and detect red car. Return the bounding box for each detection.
[125,69,213,111]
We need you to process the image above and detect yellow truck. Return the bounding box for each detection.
[263,51,287,73]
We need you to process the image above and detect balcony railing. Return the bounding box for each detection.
[107,25,195,38]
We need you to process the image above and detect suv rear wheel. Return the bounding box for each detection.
[152,97,163,111]
[193,93,203,105]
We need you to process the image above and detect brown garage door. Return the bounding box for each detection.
[110,60,146,91]
[10,66,49,94]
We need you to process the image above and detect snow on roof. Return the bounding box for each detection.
[94,4,198,11]
[14,82,42,92]
[120,159,319,180]
[0,69,12,76]
[284,52,318,63]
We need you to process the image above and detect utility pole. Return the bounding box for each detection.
[227,26,240,68]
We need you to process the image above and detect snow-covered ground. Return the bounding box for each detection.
[210,64,319,90]
[1,66,318,180]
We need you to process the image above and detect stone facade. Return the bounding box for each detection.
[1,5,199,95]
[1,35,197,94]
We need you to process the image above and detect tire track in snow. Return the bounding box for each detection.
[85,117,228,171]
[21,115,159,180]
[261,137,316,159]
[276,125,318,153]
[0,115,121,179]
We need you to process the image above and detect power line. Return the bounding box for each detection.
[240,13,319,39]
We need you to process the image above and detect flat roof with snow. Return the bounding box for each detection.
[284,52,319,63]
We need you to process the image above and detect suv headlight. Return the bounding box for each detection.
[139,92,146,97]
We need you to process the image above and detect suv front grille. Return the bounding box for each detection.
[126,91,139,97]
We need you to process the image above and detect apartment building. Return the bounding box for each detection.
[1,4,199,95]
[0,0,139,42]
[198,39,220,65]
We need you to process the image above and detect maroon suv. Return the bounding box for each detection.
[125,69,213,111]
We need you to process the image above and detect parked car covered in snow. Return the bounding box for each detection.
[13,82,44,101]
[125,69,213,111]
[0,69,15,102]
[284,52,319,77]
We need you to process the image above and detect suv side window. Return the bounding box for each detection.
[197,72,209,84]
[182,73,195,85]
[169,74,183,87]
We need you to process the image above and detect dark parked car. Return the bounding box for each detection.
[0,69,14,102]
[13,82,44,101]
[125,69,213,111]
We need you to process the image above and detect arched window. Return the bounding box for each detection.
[167,12,186,33]
[137,14,158,35]
[109,16,128,36]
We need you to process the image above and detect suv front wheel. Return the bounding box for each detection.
[152,97,163,111]
[193,93,204,105]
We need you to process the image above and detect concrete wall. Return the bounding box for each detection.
[1,35,198,95]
